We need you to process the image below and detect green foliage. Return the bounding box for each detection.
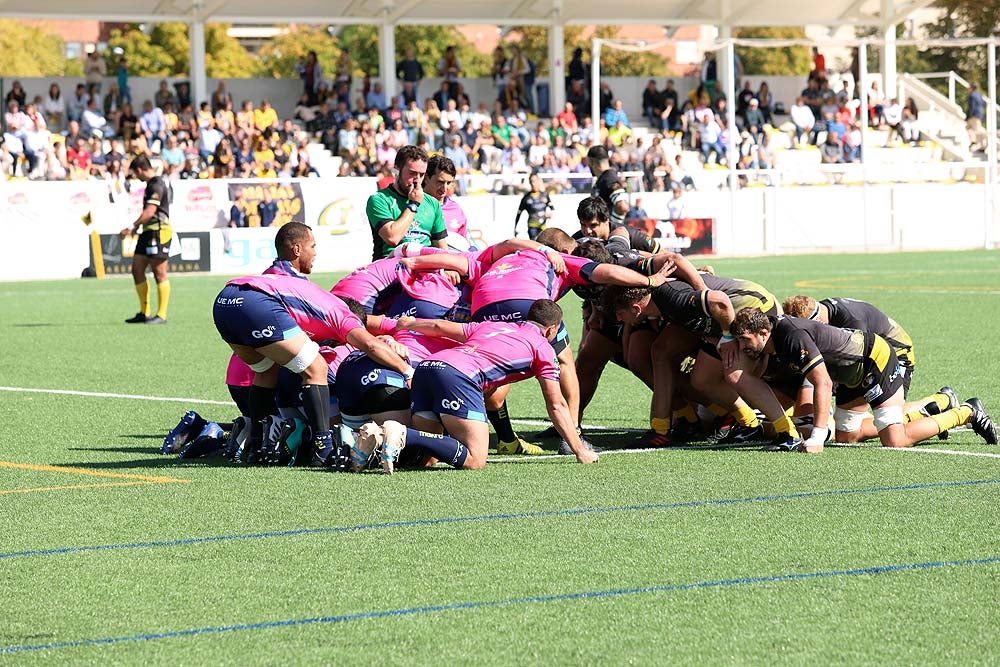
[256,25,339,80]
[0,19,77,76]
[334,25,492,79]
[592,26,669,77]
[106,24,181,78]
[206,24,260,78]
[734,26,812,76]
[505,25,587,77]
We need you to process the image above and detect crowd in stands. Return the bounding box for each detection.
[2,74,318,183]
[2,44,941,190]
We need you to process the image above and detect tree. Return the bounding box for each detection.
[734,26,811,76]
[106,24,182,77]
[257,25,339,79]
[504,25,586,77]
[334,25,492,79]
[0,20,77,77]
[206,24,260,78]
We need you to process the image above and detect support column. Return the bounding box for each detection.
[548,22,565,118]
[881,0,897,99]
[590,38,601,146]
[722,33,737,192]
[379,20,397,104]
[189,19,207,110]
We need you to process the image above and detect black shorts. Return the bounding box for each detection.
[135,227,172,259]
[835,339,905,409]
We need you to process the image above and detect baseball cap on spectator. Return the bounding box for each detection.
[586,145,609,161]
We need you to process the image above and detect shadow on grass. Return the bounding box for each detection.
[69,446,162,455]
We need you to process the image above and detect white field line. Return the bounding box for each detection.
[490,447,661,463]
[0,386,232,406]
[885,447,1000,459]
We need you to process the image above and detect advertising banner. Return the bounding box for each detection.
[88,232,212,275]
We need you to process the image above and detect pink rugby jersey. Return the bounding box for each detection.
[228,274,364,343]
[428,321,560,392]
[330,257,401,311]
[470,251,599,314]
[441,197,469,239]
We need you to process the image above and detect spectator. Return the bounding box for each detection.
[604,99,629,128]
[567,47,587,88]
[625,196,648,222]
[5,80,26,108]
[160,134,185,168]
[295,51,324,105]
[667,184,686,220]
[335,50,353,92]
[790,96,815,148]
[154,80,175,110]
[366,81,387,111]
[567,80,588,124]
[174,81,191,109]
[736,81,756,120]
[84,48,106,93]
[139,100,167,149]
[396,46,425,99]
[198,121,223,164]
[599,82,614,114]
[116,56,131,104]
[967,83,987,152]
[211,81,231,114]
[642,80,662,126]
[257,188,279,227]
[698,115,726,164]
[507,45,531,110]
[743,98,765,142]
[254,99,278,134]
[811,47,827,84]
[820,130,842,164]
[444,134,470,194]
[883,98,903,141]
[801,78,823,119]
[67,84,88,124]
[868,81,885,126]
[81,98,108,139]
[437,45,463,98]
[117,102,139,142]
[67,137,93,177]
[491,46,508,102]
[843,121,862,162]
[757,81,773,124]
[229,190,247,227]
[42,83,66,133]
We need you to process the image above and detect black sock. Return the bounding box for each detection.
[405,428,468,468]
[248,386,276,445]
[487,401,517,442]
[300,384,331,436]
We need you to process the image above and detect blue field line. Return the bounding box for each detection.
[2,554,998,655]
[2,478,998,563]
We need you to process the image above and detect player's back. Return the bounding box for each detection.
[430,321,559,391]
[331,257,401,312]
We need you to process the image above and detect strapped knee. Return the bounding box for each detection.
[284,340,320,374]
[249,357,276,373]
[833,407,867,432]
[872,405,904,432]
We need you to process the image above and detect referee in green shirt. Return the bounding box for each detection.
[366,145,448,260]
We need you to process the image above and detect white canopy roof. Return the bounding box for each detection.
[1,0,933,27]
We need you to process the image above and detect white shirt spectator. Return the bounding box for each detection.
[790,101,815,130]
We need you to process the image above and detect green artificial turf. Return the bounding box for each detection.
[0,249,998,665]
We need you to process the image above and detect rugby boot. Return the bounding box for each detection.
[964,398,998,445]
[179,422,225,458]
[380,420,408,474]
[349,422,385,472]
[762,432,804,452]
[162,410,206,454]
[497,437,544,455]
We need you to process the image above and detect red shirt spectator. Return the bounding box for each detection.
[68,139,92,171]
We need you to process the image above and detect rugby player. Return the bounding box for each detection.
[730,309,997,451]
[605,272,801,449]
[424,154,474,251]
[360,300,599,472]
[120,155,172,324]
[514,172,554,240]
[586,145,629,226]
[212,274,413,470]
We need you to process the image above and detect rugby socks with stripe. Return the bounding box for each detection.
[930,405,972,434]
[487,401,518,442]
[673,404,698,425]
[771,414,801,439]
[135,279,151,316]
[156,280,171,319]
[404,429,468,468]
[903,391,953,423]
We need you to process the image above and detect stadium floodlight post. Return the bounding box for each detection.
[590,38,602,147]
[987,38,997,249]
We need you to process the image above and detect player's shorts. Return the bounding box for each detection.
[385,295,453,320]
[527,220,546,240]
[762,358,806,402]
[274,366,339,417]
[225,353,255,387]
[835,336,905,409]
[212,283,305,348]
[473,298,570,355]
[900,363,913,398]
[410,361,486,422]
[135,226,172,259]
[336,351,409,419]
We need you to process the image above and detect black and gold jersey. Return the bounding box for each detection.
[771,316,896,388]
[821,297,915,367]
[650,274,778,339]
[141,176,171,231]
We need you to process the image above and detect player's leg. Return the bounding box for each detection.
[725,351,802,447]
[126,252,151,322]
[642,325,699,446]
[147,255,170,322]
[575,327,618,419]
[693,349,767,442]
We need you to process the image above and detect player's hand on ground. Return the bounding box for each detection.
[799,442,824,454]
[576,448,599,464]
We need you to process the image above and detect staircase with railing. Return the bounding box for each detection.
[899,71,1000,161]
